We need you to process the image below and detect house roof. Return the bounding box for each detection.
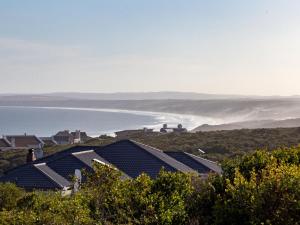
[164,152,222,174]
[0,164,62,190]
[40,137,57,146]
[55,130,71,136]
[184,152,223,174]
[5,135,43,148]
[72,150,110,168]
[34,163,71,188]
[0,138,11,148]
[132,141,195,173]
[0,140,221,190]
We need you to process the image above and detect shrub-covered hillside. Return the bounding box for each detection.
[1,127,300,175]
[89,127,300,161]
[0,147,299,225]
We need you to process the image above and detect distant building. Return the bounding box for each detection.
[53,130,90,145]
[160,124,187,134]
[1,135,44,150]
[53,130,73,145]
[71,130,89,144]
[0,134,44,158]
[115,128,154,139]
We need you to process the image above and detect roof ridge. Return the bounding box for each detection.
[5,135,37,137]
[34,145,95,164]
[31,164,62,188]
[34,163,71,188]
[184,152,220,165]
[184,152,222,174]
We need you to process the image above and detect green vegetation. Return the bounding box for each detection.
[90,127,300,161]
[0,147,299,225]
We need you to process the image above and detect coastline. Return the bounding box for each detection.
[0,106,222,136]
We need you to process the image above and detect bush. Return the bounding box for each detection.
[0,183,24,211]
[0,147,299,225]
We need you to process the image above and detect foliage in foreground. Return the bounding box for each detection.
[0,147,299,225]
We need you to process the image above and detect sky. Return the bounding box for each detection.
[0,0,300,95]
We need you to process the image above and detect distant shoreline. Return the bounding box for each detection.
[0,106,219,136]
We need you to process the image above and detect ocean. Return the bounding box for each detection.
[0,106,218,137]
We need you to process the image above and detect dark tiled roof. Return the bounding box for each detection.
[55,131,71,136]
[0,140,221,190]
[47,154,93,180]
[0,164,61,190]
[34,163,71,188]
[95,140,179,178]
[165,151,222,174]
[164,152,211,174]
[72,150,111,168]
[132,141,194,173]
[35,146,100,164]
[184,153,222,174]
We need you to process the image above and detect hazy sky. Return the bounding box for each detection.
[0,0,300,95]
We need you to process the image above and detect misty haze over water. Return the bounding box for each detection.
[1,92,300,136]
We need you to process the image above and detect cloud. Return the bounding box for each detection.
[0,37,300,95]
[0,38,212,92]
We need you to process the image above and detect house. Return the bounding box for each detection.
[53,130,73,145]
[160,124,188,134]
[71,130,89,143]
[0,138,12,151]
[1,135,44,150]
[115,128,154,139]
[0,140,221,191]
[53,130,90,145]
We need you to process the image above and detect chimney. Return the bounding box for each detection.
[35,148,44,159]
[73,169,82,193]
[26,149,36,163]
[11,137,16,148]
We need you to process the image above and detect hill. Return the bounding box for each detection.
[0,91,253,101]
[193,118,300,132]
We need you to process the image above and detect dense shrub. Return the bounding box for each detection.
[82,163,193,224]
[0,147,299,225]
[0,183,24,211]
